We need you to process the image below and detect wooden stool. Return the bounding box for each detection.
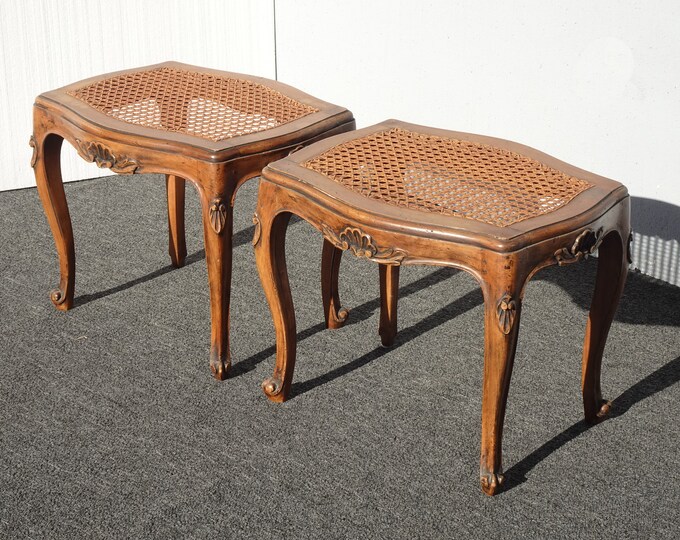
[253,120,631,495]
[31,62,354,379]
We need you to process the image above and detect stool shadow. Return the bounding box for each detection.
[229,266,461,377]
[536,261,680,328]
[288,286,483,398]
[72,224,256,307]
[501,354,680,494]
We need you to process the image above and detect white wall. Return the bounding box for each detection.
[275,0,680,285]
[0,0,275,191]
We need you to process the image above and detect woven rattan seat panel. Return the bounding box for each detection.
[68,67,318,142]
[302,128,592,227]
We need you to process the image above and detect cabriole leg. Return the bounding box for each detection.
[321,240,349,329]
[32,131,75,311]
[254,185,296,402]
[166,174,187,268]
[378,264,400,347]
[202,195,233,380]
[479,266,527,495]
[581,230,628,423]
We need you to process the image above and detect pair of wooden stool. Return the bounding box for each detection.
[32,63,630,495]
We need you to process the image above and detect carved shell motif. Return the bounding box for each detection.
[496,293,516,335]
[209,199,228,234]
[554,228,604,266]
[321,225,407,265]
[75,139,138,174]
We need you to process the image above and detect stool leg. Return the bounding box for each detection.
[379,264,400,347]
[166,175,187,268]
[321,240,349,329]
[255,206,296,403]
[32,132,75,311]
[479,273,525,496]
[581,231,628,423]
[202,196,234,380]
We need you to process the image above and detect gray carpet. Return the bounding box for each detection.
[1,174,678,539]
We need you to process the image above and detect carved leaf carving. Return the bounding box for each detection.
[29,135,38,168]
[496,293,516,335]
[321,225,407,265]
[75,139,138,174]
[209,199,228,234]
[554,228,604,266]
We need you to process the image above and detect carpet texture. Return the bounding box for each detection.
[1,174,678,539]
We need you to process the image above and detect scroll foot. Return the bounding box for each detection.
[585,399,612,424]
[209,347,231,381]
[480,469,505,496]
[50,287,72,310]
[262,377,286,403]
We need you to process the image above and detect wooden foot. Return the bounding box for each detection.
[321,240,349,329]
[166,174,187,268]
[32,132,75,311]
[582,230,628,424]
[378,264,400,347]
[479,270,525,496]
[202,195,233,380]
[254,184,296,402]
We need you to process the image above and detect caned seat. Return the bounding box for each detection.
[301,126,592,227]
[252,119,630,495]
[31,61,355,379]
[66,66,321,144]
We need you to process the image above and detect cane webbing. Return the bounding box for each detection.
[302,128,591,227]
[68,67,318,142]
